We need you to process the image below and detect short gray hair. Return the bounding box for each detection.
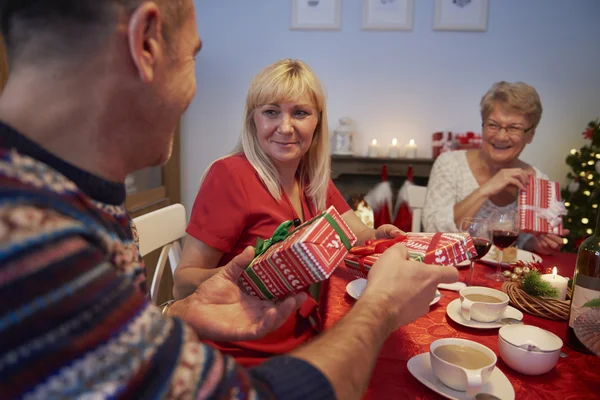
[480,81,543,130]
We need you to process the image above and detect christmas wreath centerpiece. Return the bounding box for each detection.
[501,261,572,321]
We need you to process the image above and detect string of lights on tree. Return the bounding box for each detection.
[561,119,600,252]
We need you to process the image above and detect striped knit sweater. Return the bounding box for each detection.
[0,123,334,399]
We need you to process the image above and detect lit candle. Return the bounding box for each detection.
[388,138,401,158]
[404,139,418,159]
[367,139,380,157]
[540,267,569,301]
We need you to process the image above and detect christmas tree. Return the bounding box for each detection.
[561,119,600,252]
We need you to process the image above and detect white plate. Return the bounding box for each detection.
[346,278,441,306]
[455,259,471,268]
[479,245,542,266]
[407,352,515,400]
[438,282,467,292]
[346,278,367,300]
[446,298,523,329]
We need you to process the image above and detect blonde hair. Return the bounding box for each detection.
[227,59,331,212]
[480,81,543,130]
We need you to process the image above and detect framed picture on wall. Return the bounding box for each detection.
[433,0,489,32]
[291,0,341,30]
[362,0,414,31]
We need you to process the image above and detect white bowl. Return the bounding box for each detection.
[498,324,563,375]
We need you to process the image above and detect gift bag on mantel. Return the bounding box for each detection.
[238,206,357,300]
[344,233,476,279]
[519,176,567,235]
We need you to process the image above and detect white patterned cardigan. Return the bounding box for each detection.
[422,150,546,248]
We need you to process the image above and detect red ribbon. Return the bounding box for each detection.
[350,235,407,256]
[348,233,445,275]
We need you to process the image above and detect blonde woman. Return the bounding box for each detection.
[173,59,401,366]
[423,81,566,255]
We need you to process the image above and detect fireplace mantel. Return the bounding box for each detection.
[330,155,435,201]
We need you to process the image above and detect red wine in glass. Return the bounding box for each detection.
[472,238,492,260]
[492,230,519,250]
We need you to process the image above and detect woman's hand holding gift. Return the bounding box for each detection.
[374,224,404,240]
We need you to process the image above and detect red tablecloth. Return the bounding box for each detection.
[323,252,600,399]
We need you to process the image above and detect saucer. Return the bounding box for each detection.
[346,278,366,300]
[407,352,515,400]
[480,246,542,266]
[438,281,467,292]
[346,278,441,306]
[446,298,523,329]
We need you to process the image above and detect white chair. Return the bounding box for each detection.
[133,203,186,305]
[406,185,428,232]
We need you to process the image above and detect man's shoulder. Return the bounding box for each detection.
[0,147,80,196]
[0,148,138,275]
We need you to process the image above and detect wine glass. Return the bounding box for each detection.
[487,210,520,282]
[459,218,492,286]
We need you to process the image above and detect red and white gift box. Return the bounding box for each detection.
[519,176,566,235]
[238,206,357,300]
[432,131,454,158]
[455,131,482,150]
[344,233,476,279]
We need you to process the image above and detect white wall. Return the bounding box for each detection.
[182,0,600,211]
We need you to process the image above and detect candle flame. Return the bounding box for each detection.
[392,138,398,145]
[372,139,377,145]
[409,139,415,145]
[552,266,557,278]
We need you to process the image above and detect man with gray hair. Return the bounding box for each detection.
[0,1,457,398]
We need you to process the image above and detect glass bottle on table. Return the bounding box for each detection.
[460,218,492,286]
[488,210,519,282]
[567,210,600,354]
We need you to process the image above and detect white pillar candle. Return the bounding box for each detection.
[404,139,418,159]
[367,139,380,157]
[388,138,401,158]
[540,267,569,301]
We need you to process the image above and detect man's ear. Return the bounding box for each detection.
[128,2,163,83]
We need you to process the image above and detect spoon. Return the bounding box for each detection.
[514,343,568,358]
[498,320,569,358]
[475,394,501,400]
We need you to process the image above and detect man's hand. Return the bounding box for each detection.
[361,243,458,331]
[169,246,307,341]
[524,229,569,255]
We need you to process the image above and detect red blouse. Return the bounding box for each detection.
[187,153,350,366]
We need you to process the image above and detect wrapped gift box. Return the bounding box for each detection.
[454,131,482,151]
[238,206,357,300]
[344,233,476,279]
[432,131,454,158]
[519,176,566,235]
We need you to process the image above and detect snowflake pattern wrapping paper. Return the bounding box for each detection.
[238,206,357,300]
[344,233,476,279]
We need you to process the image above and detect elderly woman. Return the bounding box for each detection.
[423,81,565,255]
[173,59,401,366]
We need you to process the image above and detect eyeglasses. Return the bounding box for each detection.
[482,122,533,136]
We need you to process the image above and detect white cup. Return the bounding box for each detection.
[459,286,509,323]
[430,338,497,399]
